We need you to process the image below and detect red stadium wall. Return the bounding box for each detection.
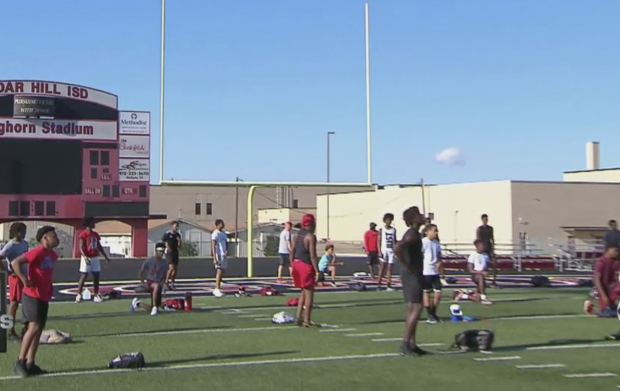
[0,80,152,257]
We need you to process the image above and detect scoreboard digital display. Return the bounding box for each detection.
[0,80,152,256]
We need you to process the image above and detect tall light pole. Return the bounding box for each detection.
[326,131,336,239]
[159,0,166,184]
[365,2,372,185]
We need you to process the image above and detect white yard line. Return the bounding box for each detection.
[0,353,401,381]
[238,314,271,318]
[516,364,566,369]
[496,314,590,321]
[564,373,617,378]
[83,326,296,339]
[345,333,384,337]
[320,328,357,333]
[474,356,521,362]
[527,343,620,351]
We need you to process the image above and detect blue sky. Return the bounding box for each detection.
[3,0,620,185]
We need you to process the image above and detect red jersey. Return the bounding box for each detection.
[364,230,379,252]
[595,257,620,292]
[80,229,101,258]
[23,245,58,302]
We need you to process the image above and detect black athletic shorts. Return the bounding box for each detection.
[317,270,326,283]
[279,253,290,267]
[422,275,442,293]
[166,249,179,265]
[401,269,424,304]
[367,251,379,266]
[21,293,49,329]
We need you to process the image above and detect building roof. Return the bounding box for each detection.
[560,225,608,232]
[96,218,213,235]
[563,167,620,174]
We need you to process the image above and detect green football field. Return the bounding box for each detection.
[1,287,619,391]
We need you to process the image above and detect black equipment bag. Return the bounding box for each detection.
[451,330,495,352]
[531,275,551,288]
[108,352,146,370]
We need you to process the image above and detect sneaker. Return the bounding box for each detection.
[163,306,173,312]
[150,307,158,316]
[584,300,593,315]
[169,282,176,290]
[481,299,493,305]
[75,294,82,303]
[8,332,21,343]
[130,298,140,312]
[400,344,417,356]
[386,286,395,292]
[93,295,103,303]
[27,364,47,376]
[213,288,224,298]
[426,318,437,324]
[13,360,28,378]
[411,345,430,356]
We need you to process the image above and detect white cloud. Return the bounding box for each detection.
[435,147,465,166]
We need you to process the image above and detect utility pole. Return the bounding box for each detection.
[235,177,240,257]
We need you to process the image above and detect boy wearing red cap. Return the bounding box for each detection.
[290,214,320,327]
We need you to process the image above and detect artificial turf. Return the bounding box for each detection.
[1,287,619,391]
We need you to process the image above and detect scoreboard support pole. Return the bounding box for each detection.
[0,271,6,353]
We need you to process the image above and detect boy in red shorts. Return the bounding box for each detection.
[0,222,29,342]
[291,214,320,327]
[131,242,169,316]
[10,226,59,377]
[585,244,620,316]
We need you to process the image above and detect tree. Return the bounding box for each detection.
[263,235,279,257]
[28,237,39,248]
[179,241,198,257]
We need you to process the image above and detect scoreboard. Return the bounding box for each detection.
[0,80,151,221]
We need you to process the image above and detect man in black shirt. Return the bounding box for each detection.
[162,221,182,290]
[395,206,429,356]
[476,214,496,285]
[604,220,620,249]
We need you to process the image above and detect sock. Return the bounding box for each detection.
[425,306,432,317]
[401,340,411,348]
[26,361,34,369]
[18,358,26,367]
[481,294,487,300]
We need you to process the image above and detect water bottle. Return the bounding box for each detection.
[184,292,192,311]
[82,288,92,301]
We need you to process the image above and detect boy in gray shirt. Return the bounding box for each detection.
[0,223,29,341]
[130,242,169,316]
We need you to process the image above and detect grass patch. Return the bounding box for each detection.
[1,288,618,390]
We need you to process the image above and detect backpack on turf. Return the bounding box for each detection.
[164,298,185,310]
[451,330,495,352]
[108,352,146,370]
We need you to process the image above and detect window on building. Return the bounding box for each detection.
[46,201,56,216]
[195,203,201,215]
[292,199,299,209]
[206,203,213,215]
[100,151,110,166]
[90,167,98,179]
[89,150,99,165]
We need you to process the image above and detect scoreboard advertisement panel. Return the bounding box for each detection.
[0,80,150,221]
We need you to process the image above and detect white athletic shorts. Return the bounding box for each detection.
[381,249,396,265]
[80,256,101,274]
[215,256,228,271]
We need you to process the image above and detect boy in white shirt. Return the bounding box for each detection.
[377,213,397,291]
[421,224,443,323]
[211,219,229,298]
[468,240,492,305]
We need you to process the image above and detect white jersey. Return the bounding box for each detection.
[468,252,489,272]
[422,237,441,275]
[380,227,397,252]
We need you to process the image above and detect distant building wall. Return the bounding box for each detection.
[563,168,620,183]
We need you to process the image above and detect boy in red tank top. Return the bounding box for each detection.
[10,226,59,377]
